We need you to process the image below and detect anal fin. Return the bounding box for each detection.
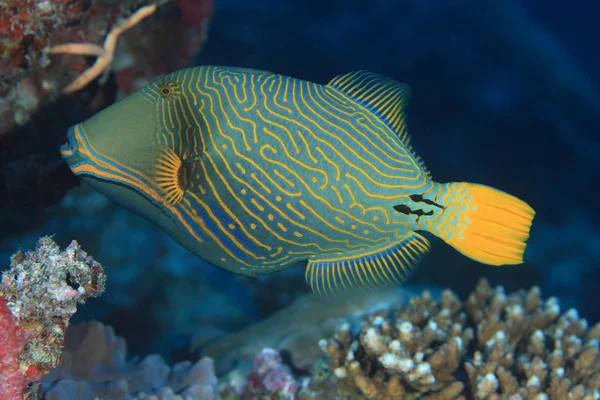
[305,232,430,298]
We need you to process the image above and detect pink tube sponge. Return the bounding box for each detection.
[0,295,44,399]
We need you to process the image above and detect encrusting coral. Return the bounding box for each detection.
[0,237,106,400]
[303,279,600,400]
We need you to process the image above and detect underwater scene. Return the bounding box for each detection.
[0,0,599,399]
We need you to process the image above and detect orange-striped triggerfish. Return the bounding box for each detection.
[60,66,535,297]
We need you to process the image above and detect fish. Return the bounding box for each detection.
[60,66,535,297]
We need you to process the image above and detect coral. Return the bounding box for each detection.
[0,1,84,47]
[0,0,213,213]
[219,348,299,400]
[243,348,299,399]
[0,0,144,133]
[304,279,600,400]
[198,288,420,375]
[463,279,600,400]
[111,0,213,98]
[40,321,218,399]
[1,185,260,361]
[49,3,159,94]
[0,0,214,135]
[0,236,106,400]
[314,290,472,400]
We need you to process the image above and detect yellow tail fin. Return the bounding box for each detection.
[434,182,535,266]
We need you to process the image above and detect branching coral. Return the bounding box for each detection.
[318,290,472,400]
[464,279,600,400]
[0,236,106,400]
[306,279,600,400]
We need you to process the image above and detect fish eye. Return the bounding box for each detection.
[158,80,180,99]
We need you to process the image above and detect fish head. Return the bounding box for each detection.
[60,88,159,188]
[61,89,158,160]
[59,87,185,235]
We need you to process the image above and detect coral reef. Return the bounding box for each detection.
[0,0,213,133]
[312,290,471,399]
[0,0,213,212]
[48,3,159,95]
[0,248,592,400]
[0,185,262,360]
[302,279,600,400]
[0,0,147,132]
[40,321,218,399]
[1,0,598,385]
[0,236,105,400]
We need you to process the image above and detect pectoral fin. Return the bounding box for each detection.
[305,232,430,298]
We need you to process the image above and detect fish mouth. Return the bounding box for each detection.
[60,125,79,159]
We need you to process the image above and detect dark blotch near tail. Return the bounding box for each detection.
[393,204,434,217]
[394,193,446,223]
[409,194,445,209]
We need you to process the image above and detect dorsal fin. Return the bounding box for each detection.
[327,71,431,178]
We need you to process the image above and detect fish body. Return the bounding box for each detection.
[61,66,535,295]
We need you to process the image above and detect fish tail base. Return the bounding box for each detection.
[432,182,535,266]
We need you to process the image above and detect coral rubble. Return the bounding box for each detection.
[0,236,106,399]
[302,279,600,400]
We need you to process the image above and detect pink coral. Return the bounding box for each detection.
[0,296,45,400]
[242,348,299,400]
